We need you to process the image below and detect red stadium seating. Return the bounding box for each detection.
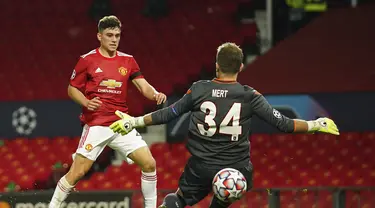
[0,0,256,116]
[1,131,375,207]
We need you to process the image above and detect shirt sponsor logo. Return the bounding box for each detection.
[98,79,122,94]
[100,79,122,89]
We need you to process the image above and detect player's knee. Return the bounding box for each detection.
[141,157,156,172]
[162,193,186,208]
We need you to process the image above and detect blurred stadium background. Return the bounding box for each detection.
[0,0,375,207]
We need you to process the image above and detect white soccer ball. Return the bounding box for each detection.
[212,168,247,202]
[12,106,37,135]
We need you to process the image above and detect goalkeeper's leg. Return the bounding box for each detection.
[209,196,232,208]
[158,192,187,208]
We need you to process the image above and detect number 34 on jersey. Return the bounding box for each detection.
[197,101,242,141]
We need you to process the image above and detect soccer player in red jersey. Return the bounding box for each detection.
[49,16,166,208]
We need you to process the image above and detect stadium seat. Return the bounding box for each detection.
[76,180,96,191]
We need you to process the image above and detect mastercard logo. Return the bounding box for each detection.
[0,201,10,208]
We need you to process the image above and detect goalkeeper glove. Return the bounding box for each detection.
[109,110,145,135]
[307,117,340,135]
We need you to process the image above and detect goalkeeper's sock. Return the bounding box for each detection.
[141,170,157,208]
[49,175,74,208]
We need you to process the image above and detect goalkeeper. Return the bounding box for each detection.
[110,43,339,208]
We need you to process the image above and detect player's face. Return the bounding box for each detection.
[97,28,121,52]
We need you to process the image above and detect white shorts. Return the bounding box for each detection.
[72,125,147,162]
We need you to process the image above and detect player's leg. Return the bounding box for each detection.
[109,129,157,208]
[160,157,212,207]
[158,189,186,208]
[239,162,254,192]
[209,196,232,208]
[49,154,95,207]
[49,126,113,208]
[128,146,158,208]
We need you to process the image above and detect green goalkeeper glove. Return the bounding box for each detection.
[307,117,340,135]
[109,110,145,135]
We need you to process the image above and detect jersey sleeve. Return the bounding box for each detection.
[151,85,194,125]
[129,57,144,80]
[249,89,295,133]
[69,57,88,91]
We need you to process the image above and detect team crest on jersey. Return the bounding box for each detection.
[85,144,93,152]
[118,67,128,76]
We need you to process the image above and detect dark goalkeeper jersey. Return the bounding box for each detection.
[151,78,295,166]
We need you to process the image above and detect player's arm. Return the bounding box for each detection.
[68,85,89,107]
[144,88,193,125]
[250,90,339,135]
[110,87,194,134]
[68,57,102,111]
[129,57,166,105]
[132,78,166,105]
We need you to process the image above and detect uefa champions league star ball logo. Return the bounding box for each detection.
[12,106,37,135]
[273,109,282,119]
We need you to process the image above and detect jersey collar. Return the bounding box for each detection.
[96,48,118,60]
[212,78,237,84]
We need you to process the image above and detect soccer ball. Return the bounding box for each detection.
[12,106,37,135]
[212,168,247,202]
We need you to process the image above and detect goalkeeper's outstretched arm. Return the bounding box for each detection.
[130,87,193,127]
[110,85,194,135]
[144,90,193,125]
[250,89,339,135]
[111,87,339,136]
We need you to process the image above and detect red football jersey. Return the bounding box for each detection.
[69,48,143,126]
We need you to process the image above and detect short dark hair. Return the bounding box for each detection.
[216,42,244,74]
[98,15,122,33]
